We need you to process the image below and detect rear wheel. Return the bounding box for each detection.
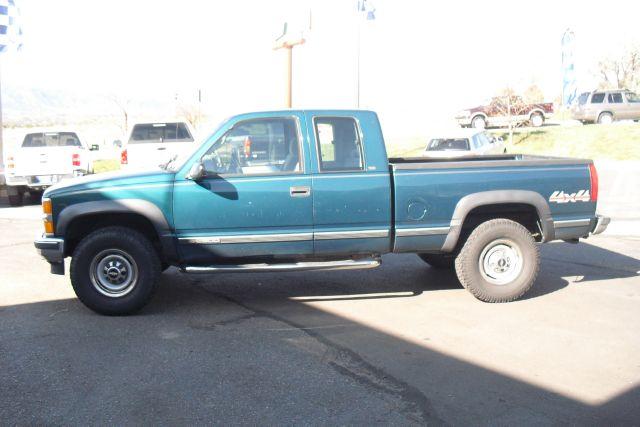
[530,112,544,127]
[455,219,539,302]
[471,116,487,129]
[418,253,455,270]
[7,187,24,207]
[598,112,613,124]
[70,226,161,315]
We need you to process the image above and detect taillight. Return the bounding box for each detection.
[72,153,81,167]
[121,149,128,164]
[7,155,14,170]
[589,163,598,202]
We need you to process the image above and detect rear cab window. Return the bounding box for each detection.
[129,123,193,143]
[314,117,365,172]
[22,132,81,148]
[427,138,470,151]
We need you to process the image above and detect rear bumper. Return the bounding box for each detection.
[591,215,610,235]
[34,235,65,275]
[6,172,84,188]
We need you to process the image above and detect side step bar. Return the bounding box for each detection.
[181,257,381,274]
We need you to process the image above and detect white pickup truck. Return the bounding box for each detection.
[120,122,195,170]
[4,131,95,206]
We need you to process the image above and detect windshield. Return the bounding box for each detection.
[129,123,193,143]
[625,92,640,103]
[427,138,470,151]
[22,132,82,148]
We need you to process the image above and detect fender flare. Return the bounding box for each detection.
[441,190,554,252]
[528,108,545,118]
[56,199,177,261]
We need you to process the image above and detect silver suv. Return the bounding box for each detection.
[572,90,640,124]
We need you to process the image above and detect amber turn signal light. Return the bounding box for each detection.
[42,198,52,215]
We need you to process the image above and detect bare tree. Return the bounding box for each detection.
[177,103,203,130]
[109,94,130,138]
[597,44,640,91]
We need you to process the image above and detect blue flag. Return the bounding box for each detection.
[0,0,22,54]
[358,0,376,20]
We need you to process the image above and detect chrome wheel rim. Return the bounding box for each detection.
[90,249,138,297]
[479,239,523,285]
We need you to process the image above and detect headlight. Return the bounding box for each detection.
[42,198,54,235]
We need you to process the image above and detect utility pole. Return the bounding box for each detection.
[273,37,305,108]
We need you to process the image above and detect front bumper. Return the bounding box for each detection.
[591,215,610,235]
[34,235,65,275]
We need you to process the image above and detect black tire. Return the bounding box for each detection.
[29,190,44,202]
[70,226,161,315]
[418,253,455,270]
[598,112,613,125]
[471,115,487,129]
[8,192,24,207]
[454,219,539,303]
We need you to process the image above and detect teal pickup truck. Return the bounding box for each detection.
[35,110,609,315]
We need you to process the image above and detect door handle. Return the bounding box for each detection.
[157,147,167,150]
[290,186,311,198]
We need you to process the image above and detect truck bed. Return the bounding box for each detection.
[388,153,591,168]
[388,153,596,254]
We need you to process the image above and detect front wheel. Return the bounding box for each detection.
[70,226,161,315]
[455,219,539,302]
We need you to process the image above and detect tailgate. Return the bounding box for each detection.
[14,147,79,176]
[127,142,194,169]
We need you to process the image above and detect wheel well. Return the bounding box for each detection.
[529,110,544,118]
[598,111,613,118]
[63,212,163,259]
[471,113,487,121]
[458,203,542,248]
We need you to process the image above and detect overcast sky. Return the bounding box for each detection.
[3,0,639,135]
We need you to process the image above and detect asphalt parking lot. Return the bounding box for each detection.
[1,198,639,425]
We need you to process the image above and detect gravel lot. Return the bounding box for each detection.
[1,196,639,425]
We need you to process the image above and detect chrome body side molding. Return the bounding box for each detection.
[314,229,389,240]
[395,226,450,237]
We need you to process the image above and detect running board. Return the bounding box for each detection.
[181,257,381,274]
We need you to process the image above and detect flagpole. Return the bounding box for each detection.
[356,9,361,109]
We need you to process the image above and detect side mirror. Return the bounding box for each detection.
[90,144,100,151]
[186,161,206,181]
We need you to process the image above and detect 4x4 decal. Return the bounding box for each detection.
[549,190,590,203]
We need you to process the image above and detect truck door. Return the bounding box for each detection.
[306,113,391,256]
[173,114,313,263]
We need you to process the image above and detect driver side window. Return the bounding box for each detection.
[201,118,301,176]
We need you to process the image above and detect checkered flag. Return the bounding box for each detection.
[0,0,22,54]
